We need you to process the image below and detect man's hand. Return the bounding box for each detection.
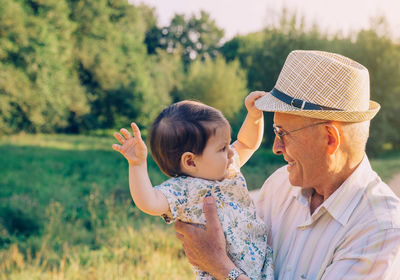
[245,91,266,119]
[175,196,237,280]
[112,122,147,166]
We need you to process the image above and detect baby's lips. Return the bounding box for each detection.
[227,162,239,178]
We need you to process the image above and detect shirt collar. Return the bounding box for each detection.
[291,155,374,226]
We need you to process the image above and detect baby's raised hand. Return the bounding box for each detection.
[245,91,266,119]
[112,123,147,166]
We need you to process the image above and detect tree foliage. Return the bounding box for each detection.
[68,0,171,130]
[344,20,400,152]
[179,57,247,120]
[0,2,399,153]
[0,0,88,133]
[145,11,224,67]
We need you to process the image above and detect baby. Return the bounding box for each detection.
[112,92,273,280]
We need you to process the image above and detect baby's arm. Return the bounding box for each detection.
[233,91,266,167]
[112,123,169,216]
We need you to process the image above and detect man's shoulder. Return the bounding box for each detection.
[363,178,400,229]
[342,156,400,229]
[349,175,400,230]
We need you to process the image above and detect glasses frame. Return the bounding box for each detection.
[273,121,330,144]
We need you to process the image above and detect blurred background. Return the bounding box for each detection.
[1,0,399,279]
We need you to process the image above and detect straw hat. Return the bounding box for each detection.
[254,50,380,122]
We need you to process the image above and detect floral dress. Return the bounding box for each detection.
[154,150,274,280]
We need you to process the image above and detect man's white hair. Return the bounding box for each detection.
[340,121,370,152]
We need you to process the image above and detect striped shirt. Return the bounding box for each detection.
[255,156,400,279]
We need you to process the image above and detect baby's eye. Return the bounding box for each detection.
[221,146,226,152]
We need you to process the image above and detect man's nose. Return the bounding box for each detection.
[272,136,284,155]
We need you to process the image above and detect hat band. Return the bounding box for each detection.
[270,88,342,111]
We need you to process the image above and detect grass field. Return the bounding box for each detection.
[1,134,399,279]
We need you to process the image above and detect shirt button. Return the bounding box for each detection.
[286,265,292,271]
[301,274,307,279]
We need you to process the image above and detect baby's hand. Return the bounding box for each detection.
[112,123,147,166]
[245,91,266,119]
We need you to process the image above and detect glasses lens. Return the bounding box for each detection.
[273,126,284,143]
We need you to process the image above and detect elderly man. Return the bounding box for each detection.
[175,50,400,280]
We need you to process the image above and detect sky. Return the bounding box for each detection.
[134,0,400,40]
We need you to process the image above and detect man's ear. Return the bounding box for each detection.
[325,123,341,155]
[180,152,197,173]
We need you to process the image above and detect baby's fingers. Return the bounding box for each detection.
[112,144,122,152]
[113,132,126,144]
[247,91,266,102]
[120,128,132,140]
[131,122,142,140]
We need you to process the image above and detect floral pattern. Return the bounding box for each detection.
[154,151,274,280]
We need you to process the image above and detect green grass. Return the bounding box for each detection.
[368,151,400,181]
[0,134,399,279]
[0,134,191,279]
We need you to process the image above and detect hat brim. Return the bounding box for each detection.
[255,92,380,122]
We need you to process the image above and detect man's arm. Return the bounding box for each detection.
[175,196,250,280]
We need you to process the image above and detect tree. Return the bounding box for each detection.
[0,0,175,133]
[145,11,224,67]
[0,0,89,133]
[179,57,247,120]
[340,18,400,153]
[68,0,170,129]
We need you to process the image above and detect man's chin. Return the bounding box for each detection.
[288,172,302,187]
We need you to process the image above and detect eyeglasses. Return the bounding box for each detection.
[273,121,330,144]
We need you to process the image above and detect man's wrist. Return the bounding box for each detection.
[224,267,246,280]
[212,258,237,280]
[214,261,248,280]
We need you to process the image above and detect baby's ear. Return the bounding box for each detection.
[180,152,196,173]
[181,152,196,167]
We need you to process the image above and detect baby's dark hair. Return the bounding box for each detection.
[149,100,228,177]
